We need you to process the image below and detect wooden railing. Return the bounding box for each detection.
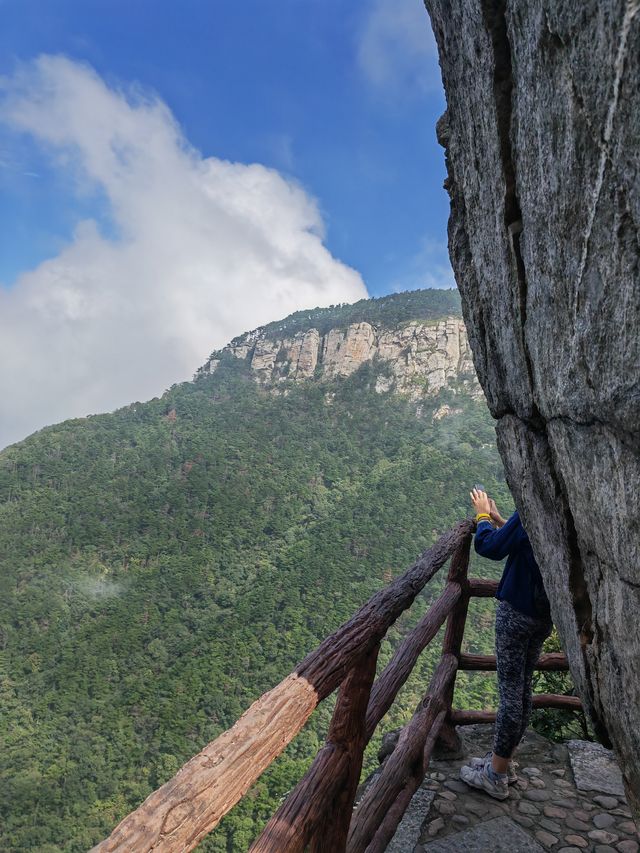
[92,520,579,853]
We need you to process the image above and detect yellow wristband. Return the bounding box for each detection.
[475,513,491,522]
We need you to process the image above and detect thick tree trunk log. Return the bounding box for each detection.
[436,535,471,755]
[347,654,457,853]
[365,580,461,737]
[458,652,569,671]
[90,673,318,853]
[441,536,471,660]
[307,646,379,853]
[250,744,350,851]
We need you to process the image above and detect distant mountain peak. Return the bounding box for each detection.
[198,289,481,400]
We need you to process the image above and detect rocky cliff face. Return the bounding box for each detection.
[201,317,482,400]
[425,0,640,815]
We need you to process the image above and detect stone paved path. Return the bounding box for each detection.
[377,725,639,853]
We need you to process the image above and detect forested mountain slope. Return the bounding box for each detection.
[2,290,513,852]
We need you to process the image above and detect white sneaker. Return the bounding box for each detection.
[460,758,509,800]
[468,751,518,784]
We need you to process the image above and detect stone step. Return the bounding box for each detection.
[420,816,546,852]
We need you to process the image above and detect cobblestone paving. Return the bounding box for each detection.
[403,725,640,853]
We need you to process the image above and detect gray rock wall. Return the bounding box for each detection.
[424,0,640,815]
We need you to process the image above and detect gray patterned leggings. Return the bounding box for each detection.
[494,599,553,758]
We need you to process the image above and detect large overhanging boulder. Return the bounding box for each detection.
[424,0,640,815]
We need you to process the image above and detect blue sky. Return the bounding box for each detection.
[0,0,452,447]
[1,0,450,294]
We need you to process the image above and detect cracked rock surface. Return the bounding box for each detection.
[424,0,640,816]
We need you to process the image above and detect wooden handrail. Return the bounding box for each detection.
[92,520,473,853]
[92,518,581,853]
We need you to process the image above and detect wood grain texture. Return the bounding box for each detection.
[308,646,379,853]
[363,708,446,853]
[90,674,318,853]
[442,536,471,659]
[437,535,471,756]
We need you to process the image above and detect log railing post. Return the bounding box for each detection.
[364,707,447,853]
[346,654,457,853]
[308,643,380,853]
[250,643,380,853]
[435,530,473,757]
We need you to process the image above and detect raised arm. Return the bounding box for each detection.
[470,488,522,560]
[474,512,523,560]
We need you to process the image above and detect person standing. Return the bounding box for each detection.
[459,488,552,799]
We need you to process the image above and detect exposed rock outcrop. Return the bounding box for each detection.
[201,317,482,400]
[425,0,640,815]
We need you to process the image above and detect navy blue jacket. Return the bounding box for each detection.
[474,511,550,620]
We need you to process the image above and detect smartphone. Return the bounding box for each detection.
[473,483,486,493]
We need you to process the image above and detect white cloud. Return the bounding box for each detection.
[0,56,367,449]
[357,0,441,96]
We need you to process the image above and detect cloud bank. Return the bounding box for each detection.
[358,0,441,96]
[0,56,367,449]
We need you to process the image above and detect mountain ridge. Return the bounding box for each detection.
[197,289,480,402]
[219,288,462,346]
